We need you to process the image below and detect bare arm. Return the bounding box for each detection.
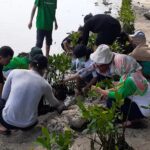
[64,73,79,83]
[91,86,109,96]
[28,4,37,29]
[82,77,97,92]
[44,83,60,107]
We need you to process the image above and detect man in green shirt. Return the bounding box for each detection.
[28,0,58,57]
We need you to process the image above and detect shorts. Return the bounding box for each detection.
[36,29,52,48]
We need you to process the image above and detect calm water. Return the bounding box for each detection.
[0,0,121,55]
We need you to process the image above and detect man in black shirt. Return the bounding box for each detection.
[0,46,14,95]
[81,14,121,46]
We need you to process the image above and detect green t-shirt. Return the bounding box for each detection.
[108,77,137,99]
[35,0,57,31]
[3,57,29,71]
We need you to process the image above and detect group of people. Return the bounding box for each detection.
[63,14,150,127]
[0,46,66,135]
[0,0,150,135]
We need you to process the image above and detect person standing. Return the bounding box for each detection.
[28,0,58,57]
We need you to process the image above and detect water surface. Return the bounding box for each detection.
[0,0,121,55]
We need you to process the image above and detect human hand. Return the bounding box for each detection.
[91,86,108,96]
[82,87,89,93]
[28,22,32,29]
[91,85,101,93]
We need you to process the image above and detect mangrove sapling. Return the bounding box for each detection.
[69,31,96,51]
[47,53,72,101]
[77,81,134,150]
[119,0,135,33]
[36,127,73,150]
[111,40,124,54]
[87,33,97,50]
[69,31,81,48]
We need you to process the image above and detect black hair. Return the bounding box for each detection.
[73,44,87,58]
[117,31,130,45]
[30,54,48,70]
[0,46,14,58]
[86,48,93,60]
[29,47,43,60]
[84,13,93,23]
[17,52,29,58]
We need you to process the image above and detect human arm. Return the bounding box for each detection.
[91,77,137,99]
[28,4,37,29]
[54,17,58,30]
[108,77,137,99]
[129,45,150,61]
[44,83,60,107]
[82,77,97,92]
[91,85,109,96]
[63,73,80,83]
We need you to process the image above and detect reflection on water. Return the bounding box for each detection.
[0,0,121,55]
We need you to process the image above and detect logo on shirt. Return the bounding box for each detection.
[44,1,54,5]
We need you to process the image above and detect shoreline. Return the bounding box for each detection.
[133,0,150,43]
[0,0,150,150]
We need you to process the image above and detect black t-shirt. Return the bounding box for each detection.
[0,65,4,84]
[82,14,121,45]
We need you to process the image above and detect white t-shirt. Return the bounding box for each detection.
[129,83,150,117]
[2,69,59,128]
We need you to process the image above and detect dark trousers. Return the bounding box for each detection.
[36,29,52,48]
[107,98,144,121]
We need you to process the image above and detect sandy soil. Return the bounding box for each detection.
[0,0,150,150]
[133,0,150,43]
[124,1,150,149]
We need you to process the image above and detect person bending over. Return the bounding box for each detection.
[0,55,62,134]
[81,14,121,46]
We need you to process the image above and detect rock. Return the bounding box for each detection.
[144,11,150,20]
[68,117,89,131]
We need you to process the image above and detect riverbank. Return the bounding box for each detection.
[124,1,150,149]
[0,0,150,150]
